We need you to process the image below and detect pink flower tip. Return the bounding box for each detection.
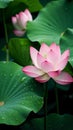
[12,9,32,36]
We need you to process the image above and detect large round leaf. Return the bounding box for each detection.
[60,28,73,67]
[27,0,73,45]
[0,61,44,125]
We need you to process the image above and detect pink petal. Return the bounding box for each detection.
[49,43,61,57]
[13,30,25,36]
[62,50,70,59]
[16,14,19,19]
[37,53,45,68]
[22,66,44,77]
[58,50,70,71]
[24,9,32,21]
[30,47,39,68]
[47,49,59,66]
[39,43,50,58]
[48,71,61,78]
[53,72,73,85]
[12,16,21,30]
[12,16,17,24]
[18,12,28,29]
[41,61,54,73]
[35,74,50,83]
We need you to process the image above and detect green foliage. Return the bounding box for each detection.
[56,83,70,91]
[0,0,42,10]
[47,79,70,91]
[0,61,44,125]
[21,114,73,130]
[0,0,42,29]
[0,0,73,128]
[9,38,32,66]
[5,1,27,19]
[6,0,42,15]
[63,62,73,76]
[60,28,73,67]
[27,0,73,44]
[0,38,6,61]
[0,0,13,8]
[39,0,52,6]
[19,0,42,12]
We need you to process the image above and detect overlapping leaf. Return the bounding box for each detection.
[9,38,32,66]
[39,0,52,6]
[0,61,44,125]
[60,28,73,67]
[0,0,13,8]
[27,0,73,45]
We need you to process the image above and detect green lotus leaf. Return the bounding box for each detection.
[0,61,44,125]
[60,28,73,67]
[20,0,42,12]
[6,0,42,15]
[21,114,73,130]
[27,0,73,45]
[9,38,32,66]
[39,0,52,6]
[0,0,13,8]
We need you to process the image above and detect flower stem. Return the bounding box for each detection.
[55,85,59,114]
[3,9,9,61]
[44,83,48,130]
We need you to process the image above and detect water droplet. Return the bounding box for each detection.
[21,77,26,82]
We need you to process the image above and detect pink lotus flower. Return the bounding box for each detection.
[12,9,32,36]
[22,43,73,85]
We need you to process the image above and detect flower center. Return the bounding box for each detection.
[43,54,47,58]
